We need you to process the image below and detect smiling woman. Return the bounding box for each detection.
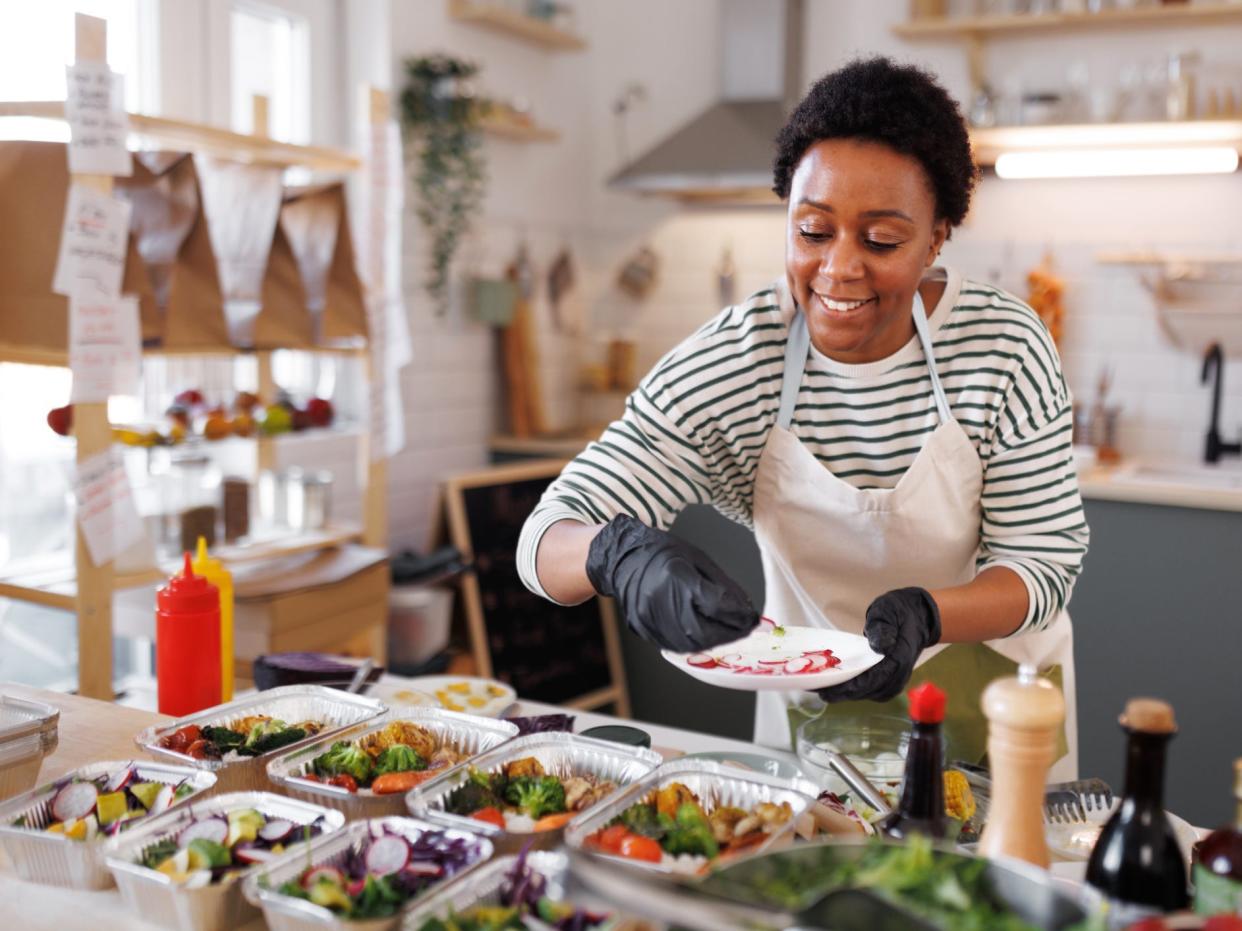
[518,57,1088,779]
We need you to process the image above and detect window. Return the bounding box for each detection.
[229,2,309,143]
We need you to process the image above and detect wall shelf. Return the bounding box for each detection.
[0,101,360,172]
[969,119,1242,167]
[447,0,586,51]
[894,1,1242,39]
[478,113,560,143]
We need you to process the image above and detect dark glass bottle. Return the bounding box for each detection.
[1194,758,1242,916]
[1085,698,1189,921]
[883,681,948,841]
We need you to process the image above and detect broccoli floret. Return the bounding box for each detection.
[238,719,307,756]
[201,725,245,750]
[662,802,718,859]
[374,744,426,776]
[503,776,567,820]
[614,803,672,840]
[312,740,374,783]
[445,767,503,815]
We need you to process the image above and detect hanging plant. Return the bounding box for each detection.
[399,54,489,315]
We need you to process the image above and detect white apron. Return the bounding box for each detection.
[750,284,1078,781]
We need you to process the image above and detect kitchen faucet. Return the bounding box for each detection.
[1201,342,1241,464]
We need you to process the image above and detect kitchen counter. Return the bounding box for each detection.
[0,682,790,930]
[1077,459,1242,512]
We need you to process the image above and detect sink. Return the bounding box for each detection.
[1110,462,1242,491]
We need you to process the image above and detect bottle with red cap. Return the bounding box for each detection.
[156,552,222,716]
[883,681,949,840]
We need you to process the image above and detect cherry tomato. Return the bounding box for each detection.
[298,773,321,783]
[327,774,358,793]
[592,824,630,853]
[162,724,202,753]
[471,807,506,829]
[1205,918,1242,931]
[185,739,219,760]
[619,834,663,863]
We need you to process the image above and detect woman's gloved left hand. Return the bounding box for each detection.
[816,587,941,703]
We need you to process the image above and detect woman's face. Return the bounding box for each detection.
[785,138,949,364]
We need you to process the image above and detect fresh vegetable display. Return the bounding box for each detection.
[137,807,327,885]
[443,757,616,833]
[158,716,325,761]
[586,781,793,874]
[413,846,610,931]
[295,720,468,795]
[270,825,487,920]
[698,834,1087,931]
[8,764,197,841]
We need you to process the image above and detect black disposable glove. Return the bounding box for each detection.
[817,587,941,703]
[585,514,759,653]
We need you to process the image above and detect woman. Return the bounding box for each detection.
[517,57,1087,777]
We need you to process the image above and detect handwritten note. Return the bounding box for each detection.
[74,447,144,566]
[52,183,132,297]
[69,287,141,401]
[65,63,131,176]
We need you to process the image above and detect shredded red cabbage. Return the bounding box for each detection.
[504,714,575,737]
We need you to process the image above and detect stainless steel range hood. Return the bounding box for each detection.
[608,0,803,203]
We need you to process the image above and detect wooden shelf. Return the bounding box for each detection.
[968,119,1242,167]
[478,113,560,143]
[448,0,586,50]
[0,523,363,610]
[895,1,1242,39]
[0,101,360,172]
[1096,251,1242,266]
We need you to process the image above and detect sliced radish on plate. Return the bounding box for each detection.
[717,653,745,669]
[685,653,717,668]
[365,835,411,875]
[51,782,98,822]
[179,816,229,847]
[783,656,814,674]
[105,766,137,793]
[803,654,830,672]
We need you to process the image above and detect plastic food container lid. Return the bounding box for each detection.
[578,725,652,749]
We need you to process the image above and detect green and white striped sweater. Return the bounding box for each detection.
[517,267,1088,634]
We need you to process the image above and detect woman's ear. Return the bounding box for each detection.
[927,218,950,266]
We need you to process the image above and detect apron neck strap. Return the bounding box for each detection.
[779,289,953,431]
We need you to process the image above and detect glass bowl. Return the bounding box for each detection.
[795,714,913,800]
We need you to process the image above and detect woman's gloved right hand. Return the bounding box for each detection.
[585,514,759,653]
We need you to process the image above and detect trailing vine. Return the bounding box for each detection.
[399,54,489,316]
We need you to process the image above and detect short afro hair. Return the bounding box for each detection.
[772,57,978,230]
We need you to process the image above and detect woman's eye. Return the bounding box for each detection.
[866,240,901,251]
[798,229,828,242]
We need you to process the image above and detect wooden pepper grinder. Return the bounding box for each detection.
[978,663,1065,868]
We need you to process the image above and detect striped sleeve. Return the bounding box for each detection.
[976,301,1089,634]
[516,293,784,602]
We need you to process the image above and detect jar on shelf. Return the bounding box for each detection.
[159,452,221,558]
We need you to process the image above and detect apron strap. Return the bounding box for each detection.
[777,310,810,431]
[911,291,953,424]
[780,289,952,432]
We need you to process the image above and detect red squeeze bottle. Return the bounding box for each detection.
[156,552,222,716]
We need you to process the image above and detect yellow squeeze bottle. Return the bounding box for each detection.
[193,537,234,701]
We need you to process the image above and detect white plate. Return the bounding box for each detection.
[369,675,517,717]
[661,625,884,692]
[1046,799,1199,863]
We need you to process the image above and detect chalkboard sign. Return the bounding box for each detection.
[442,459,630,712]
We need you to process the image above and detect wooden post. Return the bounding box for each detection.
[361,86,389,550]
[251,94,270,139]
[72,13,115,699]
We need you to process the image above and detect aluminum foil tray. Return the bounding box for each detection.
[563,758,815,875]
[405,732,661,856]
[403,849,630,931]
[0,694,59,802]
[241,816,492,931]
[267,707,519,821]
[135,684,387,794]
[0,759,216,889]
[103,790,346,931]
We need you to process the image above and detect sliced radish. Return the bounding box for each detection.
[757,657,789,665]
[179,816,229,847]
[686,653,717,668]
[743,665,774,675]
[364,835,410,876]
[105,766,137,793]
[148,785,175,817]
[803,654,830,672]
[759,616,777,628]
[52,782,98,822]
[346,877,367,897]
[258,819,294,843]
[717,653,745,669]
[402,861,443,877]
[783,656,814,674]
[303,866,345,890]
[234,845,279,865]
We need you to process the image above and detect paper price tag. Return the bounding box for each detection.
[73,447,144,567]
[52,184,132,297]
[65,62,132,176]
[69,288,141,402]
